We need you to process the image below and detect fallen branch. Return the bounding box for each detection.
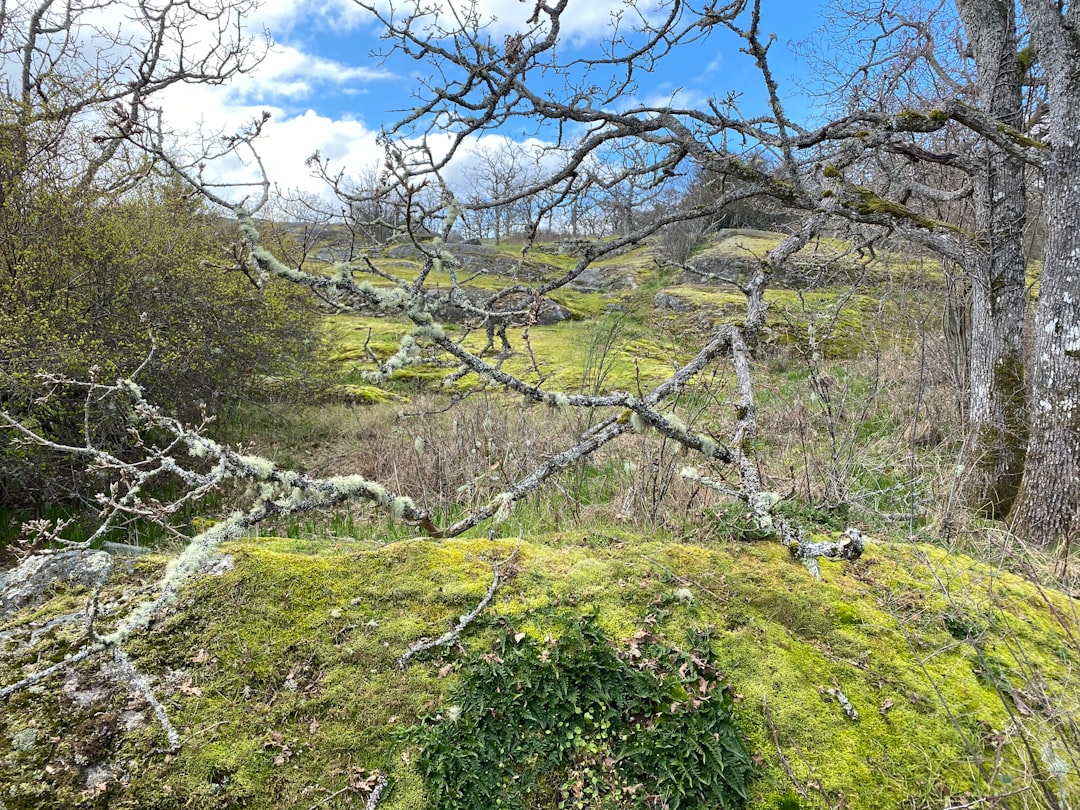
[366,773,388,810]
[112,646,181,749]
[763,696,811,801]
[787,528,865,579]
[0,644,104,700]
[682,468,865,578]
[396,544,519,669]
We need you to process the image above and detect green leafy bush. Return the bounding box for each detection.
[0,179,324,508]
[404,616,754,810]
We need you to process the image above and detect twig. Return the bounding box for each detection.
[112,646,181,750]
[396,544,519,669]
[763,696,810,801]
[306,770,388,810]
[0,643,104,700]
[306,785,350,810]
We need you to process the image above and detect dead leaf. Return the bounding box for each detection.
[513,632,526,643]
[178,678,202,697]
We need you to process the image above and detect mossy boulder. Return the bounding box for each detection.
[1,534,1076,809]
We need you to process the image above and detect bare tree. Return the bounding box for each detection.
[802,1,1031,519]
[341,0,1075,545]
[0,1,875,727]
[321,157,412,249]
[0,0,264,190]
[791,0,1079,544]
[457,137,544,243]
[953,0,1029,519]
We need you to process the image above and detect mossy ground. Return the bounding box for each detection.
[323,312,684,396]
[311,232,943,404]
[2,533,1077,809]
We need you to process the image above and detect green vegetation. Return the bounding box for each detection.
[0,180,325,512]
[1,534,1076,809]
[406,616,752,810]
[3,229,1071,810]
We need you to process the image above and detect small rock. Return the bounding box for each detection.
[0,551,112,619]
[120,711,146,732]
[653,292,692,312]
[200,555,235,577]
[84,763,114,792]
[62,673,112,708]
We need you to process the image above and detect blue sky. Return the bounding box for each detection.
[161,0,826,197]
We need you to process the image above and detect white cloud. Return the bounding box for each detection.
[142,1,399,200]
[255,0,374,35]
[433,0,668,43]
[257,0,670,42]
[147,0,678,203]
[226,44,395,105]
[158,79,385,199]
[639,85,711,111]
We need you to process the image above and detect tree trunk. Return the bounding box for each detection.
[1009,0,1080,545]
[954,0,1030,518]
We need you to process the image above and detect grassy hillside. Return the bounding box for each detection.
[3,230,1073,809]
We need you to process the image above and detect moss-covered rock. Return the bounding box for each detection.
[1,534,1076,809]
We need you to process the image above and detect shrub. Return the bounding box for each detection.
[0,179,324,508]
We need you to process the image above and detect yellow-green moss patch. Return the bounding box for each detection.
[1,534,1076,809]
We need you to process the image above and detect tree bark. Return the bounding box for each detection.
[954,0,1030,518]
[1009,0,1080,545]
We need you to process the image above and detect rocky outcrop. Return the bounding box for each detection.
[0,550,112,619]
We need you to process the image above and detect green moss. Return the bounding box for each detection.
[3,534,1077,809]
[845,188,964,234]
[547,287,610,318]
[655,285,914,358]
[994,120,1047,150]
[894,109,950,130]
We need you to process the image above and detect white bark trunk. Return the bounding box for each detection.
[1010,0,1080,545]
[955,0,1030,518]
